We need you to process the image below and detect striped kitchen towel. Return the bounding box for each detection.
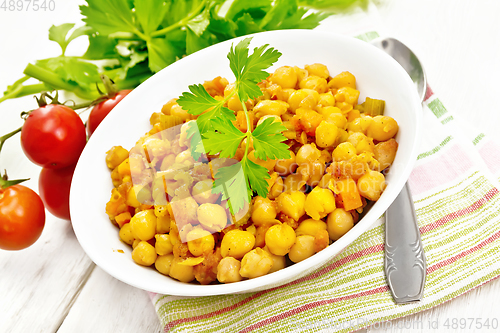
[149,8,500,332]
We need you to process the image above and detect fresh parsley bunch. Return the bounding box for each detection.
[1,0,344,104]
[178,38,290,213]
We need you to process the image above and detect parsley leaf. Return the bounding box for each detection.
[203,119,246,158]
[212,162,250,214]
[228,38,281,101]
[241,157,271,198]
[251,118,291,160]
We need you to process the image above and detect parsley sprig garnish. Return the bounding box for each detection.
[178,38,291,213]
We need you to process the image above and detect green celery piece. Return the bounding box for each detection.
[160,0,203,28]
[80,0,136,36]
[186,7,211,36]
[49,24,93,56]
[186,28,213,55]
[234,13,263,36]
[207,8,237,40]
[36,57,100,90]
[84,35,120,60]
[134,0,169,35]
[259,0,297,30]
[146,37,180,73]
[48,23,75,54]
[225,0,271,21]
[298,0,367,11]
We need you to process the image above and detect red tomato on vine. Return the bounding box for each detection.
[20,104,86,169]
[38,164,75,220]
[87,90,132,137]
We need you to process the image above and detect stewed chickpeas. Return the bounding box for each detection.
[105,63,399,284]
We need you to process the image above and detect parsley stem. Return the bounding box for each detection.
[150,0,208,38]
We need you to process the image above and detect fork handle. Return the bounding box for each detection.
[384,182,426,304]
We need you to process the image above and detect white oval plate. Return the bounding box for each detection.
[70,29,421,296]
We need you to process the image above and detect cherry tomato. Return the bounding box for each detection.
[21,104,86,169]
[39,163,75,220]
[0,185,45,251]
[87,90,132,136]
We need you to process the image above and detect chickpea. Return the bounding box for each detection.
[170,104,191,121]
[270,66,298,89]
[304,187,336,220]
[266,249,287,273]
[160,154,176,170]
[288,89,319,112]
[347,116,373,135]
[143,136,170,158]
[334,87,360,105]
[130,210,157,241]
[357,170,387,201]
[175,150,195,166]
[155,254,174,276]
[239,248,274,278]
[332,142,357,162]
[256,114,283,127]
[325,112,347,130]
[132,241,157,266]
[248,150,276,171]
[155,234,174,255]
[347,132,375,154]
[127,184,152,208]
[106,146,129,170]
[373,138,398,171]
[221,229,256,259]
[217,257,243,283]
[295,219,328,237]
[295,143,321,166]
[277,191,306,221]
[283,173,307,193]
[161,98,178,115]
[191,179,220,204]
[328,71,356,89]
[178,120,193,147]
[252,196,277,226]
[289,235,316,263]
[366,116,399,141]
[119,223,135,245]
[297,159,325,187]
[268,175,284,200]
[186,228,215,256]
[327,208,354,241]
[253,100,289,118]
[275,150,297,176]
[197,203,228,231]
[315,121,338,148]
[169,257,196,283]
[299,75,328,93]
[255,223,272,248]
[317,92,336,107]
[265,223,296,256]
[156,214,171,234]
[304,63,329,79]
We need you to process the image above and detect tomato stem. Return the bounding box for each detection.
[0,170,29,189]
[0,126,22,155]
